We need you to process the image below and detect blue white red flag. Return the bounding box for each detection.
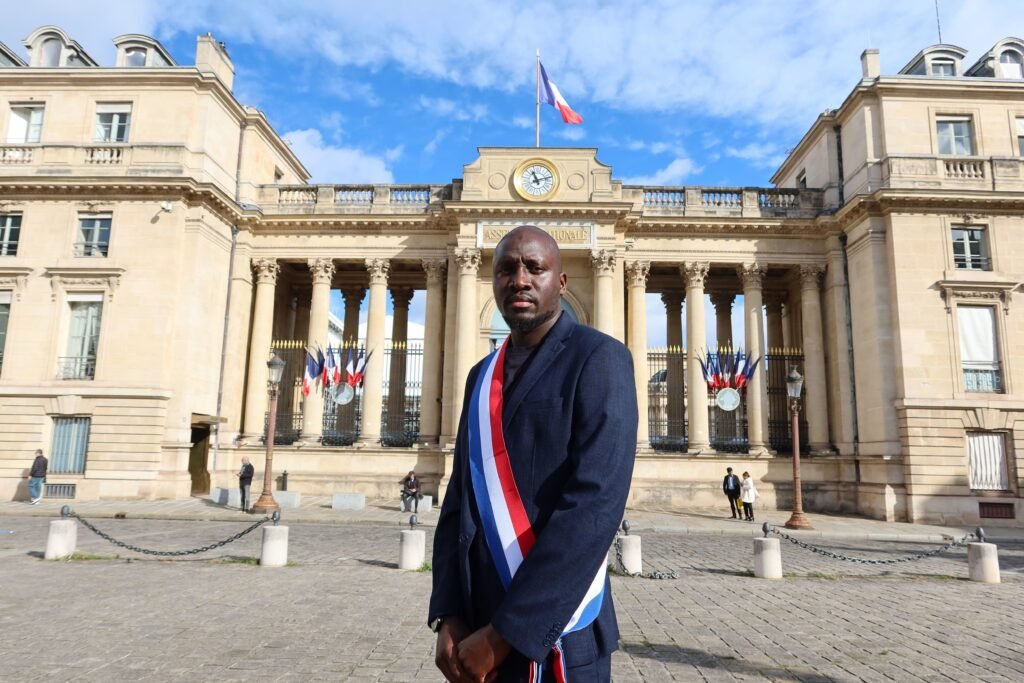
[539,62,583,124]
[302,351,321,397]
[317,348,327,387]
[324,345,337,388]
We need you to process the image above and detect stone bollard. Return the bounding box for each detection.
[753,537,783,579]
[618,535,642,575]
[260,525,289,567]
[45,519,77,560]
[399,515,426,570]
[968,542,1000,584]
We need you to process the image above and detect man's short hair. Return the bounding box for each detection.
[727,467,733,473]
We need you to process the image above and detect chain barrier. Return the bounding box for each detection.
[764,522,980,565]
[61,506,278,557]
[612,535,679,580]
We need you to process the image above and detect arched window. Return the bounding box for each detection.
[40,38,61,67]
[999,50,1023,78]
[125,47,147,67]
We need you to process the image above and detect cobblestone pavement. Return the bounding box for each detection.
[1,517,1022,682]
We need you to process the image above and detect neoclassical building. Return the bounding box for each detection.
[2,26,1023,525]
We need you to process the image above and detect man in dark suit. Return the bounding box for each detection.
[429,225,638,682]
[723,467,742,519]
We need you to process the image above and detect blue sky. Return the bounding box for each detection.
[6,0,1024,346]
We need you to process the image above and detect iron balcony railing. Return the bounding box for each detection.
[58,355,96,380]
[73,241,109,257]
[963,362,1003,393]
[953,254,992,271]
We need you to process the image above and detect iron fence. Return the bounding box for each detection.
[647,348,687,452]
[265,342,307,445]
[766,349,808,454]
[707,386,748,453]
[382,341,423,447]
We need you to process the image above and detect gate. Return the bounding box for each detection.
[381,341,423,447]
[266,341,305,445]
[323,344,363,446]
[766,348,808,453]
[647,347,687,452]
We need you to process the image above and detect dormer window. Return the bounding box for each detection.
[125,47,147,67]
[999,50,1023,78]
[40,38,60,67]
[931,59,955,76]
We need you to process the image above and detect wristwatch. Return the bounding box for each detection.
[429,616,445,633]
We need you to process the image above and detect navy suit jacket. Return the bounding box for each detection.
[429,313,638,668]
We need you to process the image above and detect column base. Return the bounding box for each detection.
[295,438,321,448]
[357,438,381,448]
[687,445,716,455]
[809,444,834,455]
[238,435,264,447]
[748,445,774,457]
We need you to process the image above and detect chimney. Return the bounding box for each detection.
[861,49,880,79]
[195,34,235,90]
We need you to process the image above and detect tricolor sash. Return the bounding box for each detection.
[467,339,606,682]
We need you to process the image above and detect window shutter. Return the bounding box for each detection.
[6,108,28,143]
[968,433,1009,490]
[957,306,996,363]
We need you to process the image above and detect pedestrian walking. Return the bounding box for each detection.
[236,456,254,512]
[25,449,47,504]
[723,467,742,519]
[741,471,759,521]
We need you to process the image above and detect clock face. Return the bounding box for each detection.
[513,159,559,201]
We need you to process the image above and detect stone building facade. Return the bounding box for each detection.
[1,26,1022,525]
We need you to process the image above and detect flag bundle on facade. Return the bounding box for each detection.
[344,349,372,388]
[302,350,321,396]
[697,349,761,391]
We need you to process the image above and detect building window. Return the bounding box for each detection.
[50,417,91,474]
[125,47,147,67]
[274,167,284,184]
[0,291,9,376]
[94,104,131,143]
[951,226,990,270]
[1016,118,1024,156]
[958,305,1002,393]
[75,214,111,257]
[60,297,102,380]
[7,105,44,143]
[40,38,61,67]
[796,170,807,190]
[0,214,20,256]
[931,60,955,76]
[968,432,1010,491]
[937,116,974,155]
[999,50,1024,79]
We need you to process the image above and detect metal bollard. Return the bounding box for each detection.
[260,523,289,567]
[399,514,426,570]
[753,537,783,579]
[45,510,78,560]
[618,534,642,575]
[968,538,1000,584]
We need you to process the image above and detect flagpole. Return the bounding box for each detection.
[535,48,541,148]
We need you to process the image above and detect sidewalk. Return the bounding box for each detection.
[4,494,1021,542]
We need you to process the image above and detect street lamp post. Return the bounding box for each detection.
[784,366,812,530]
[252,354,285,515]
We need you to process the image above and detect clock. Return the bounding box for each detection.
[513,158,560,201]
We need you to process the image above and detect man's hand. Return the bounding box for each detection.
[435,617,475,683]
[457,623,511,682]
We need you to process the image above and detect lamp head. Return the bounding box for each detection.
[267,353,286,386]
[786,366,804,400]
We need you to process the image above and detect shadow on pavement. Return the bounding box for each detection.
[622,642,839,683]
[356,558,399,569]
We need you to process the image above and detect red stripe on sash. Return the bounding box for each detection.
[488,342,536,555]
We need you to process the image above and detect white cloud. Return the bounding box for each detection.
[511,116,532,129]
[282,129,394,183]
[424,128,448,155]
[418,96,487,121]
[384,145,404,163]
[622,157,701,185]
[554,127,586,141]
[725,143,786,169]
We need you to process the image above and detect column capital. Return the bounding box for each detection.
[799,265,825,289]
[709,290,735,312]
[738,262,767,290]
[390,287,414,309]
[590,249,617,275]
[365,258,390,285]
[763,290,788,311]
[342,287,366,305]
[252,258,280,285]
[624,260,650,287]
[680,262,710,289]
[307,258,335,285]
[422,258,447,284]
[660,290,684,311]
[455,248,481,275]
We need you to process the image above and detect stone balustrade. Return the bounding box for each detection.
[629,185,820,218]
[883,155,1024,191]
[263,184,450,214]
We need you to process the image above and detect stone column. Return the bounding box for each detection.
[800,265,831,453]
[360,258,389,444]
[765,292,786,353]
[682,262,711,453]
[242,258,280,439]
[740,263,769,454]
[625,261,651,447]
[662,291,685,440]
[293,291,311,344]
[341,287,365,346]
[285,294,298,339]
[452,248,481,435]
[420,259,447,444]
[710,291,734,349]
[386,287,414,434]
[301,258,335,441]
[591,249,616,334]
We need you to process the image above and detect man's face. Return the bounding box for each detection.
[493,229,567,333]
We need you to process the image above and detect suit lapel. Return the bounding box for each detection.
[502,313,575,426]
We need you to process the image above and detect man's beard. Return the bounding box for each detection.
[503,306,558,333]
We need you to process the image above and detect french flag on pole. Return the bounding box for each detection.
[539,62,583,124]
[302,351,320,397]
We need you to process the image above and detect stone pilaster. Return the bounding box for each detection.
[591,249,617,334]
[800,265,831,453]
[242,258,280,439]
[625,260,651,447]
[452,248,481,436]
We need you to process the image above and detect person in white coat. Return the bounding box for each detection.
[740,471,758,522]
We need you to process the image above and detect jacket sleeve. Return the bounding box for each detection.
[490,340,638,662]
[427,367,476,626]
